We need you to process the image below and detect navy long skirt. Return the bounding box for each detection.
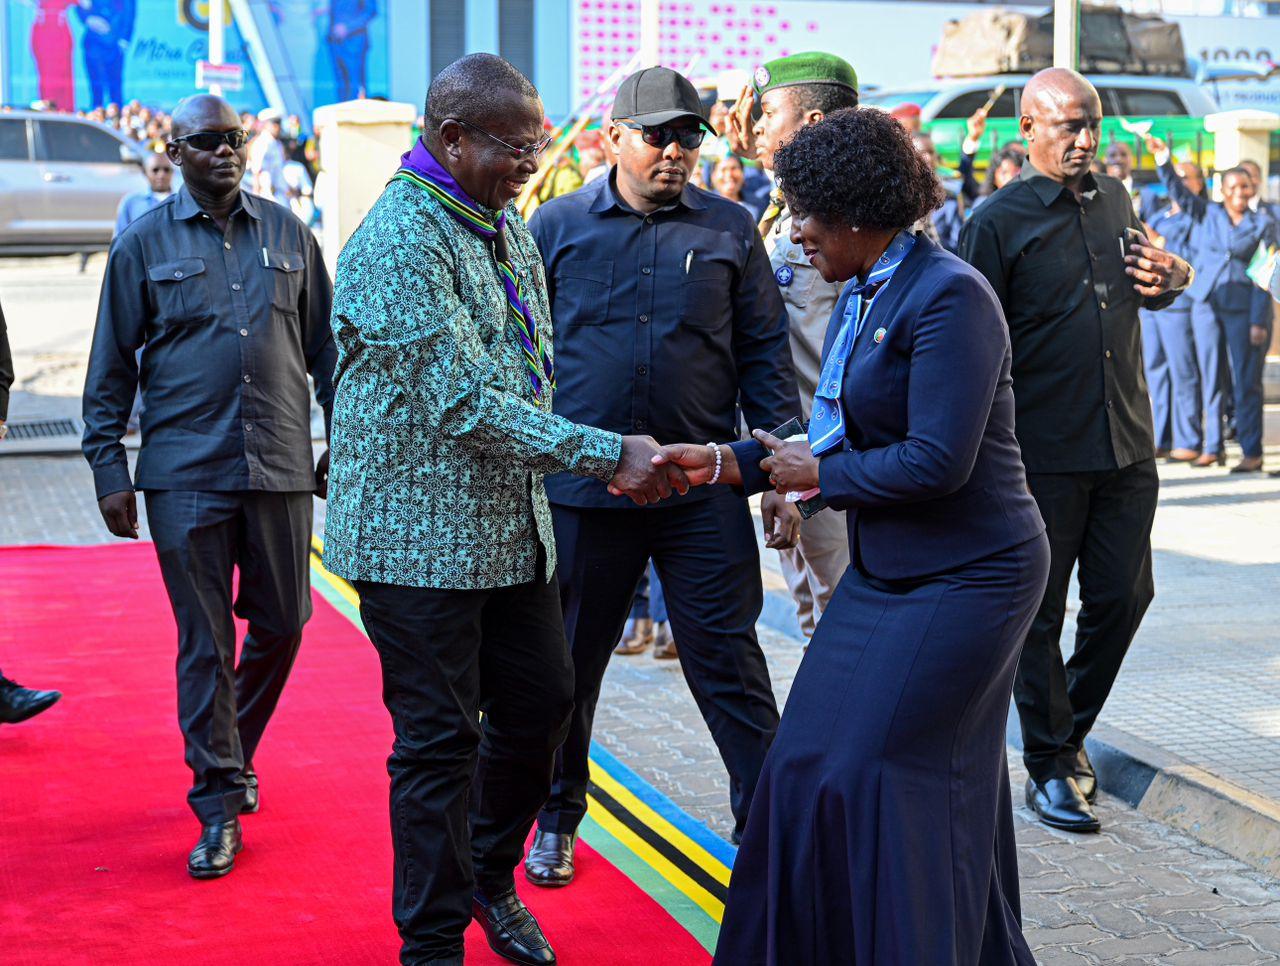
[714,533,1050,966]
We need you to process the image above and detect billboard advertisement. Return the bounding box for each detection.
[4,0,387,114]
[572,0,1280,112]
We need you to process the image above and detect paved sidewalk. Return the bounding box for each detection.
[6,451,1280,961]
[8,252,1280,958]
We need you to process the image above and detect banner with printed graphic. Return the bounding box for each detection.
[4,0,387,116]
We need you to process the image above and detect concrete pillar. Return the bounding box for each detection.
[466,0,501,55]
[1204,110,1280,193]
[313,99,418,275]
[1053,0,1079,70]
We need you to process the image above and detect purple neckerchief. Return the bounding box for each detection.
[396,138,554,399]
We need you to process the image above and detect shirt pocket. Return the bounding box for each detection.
[264,249,305,314]
[554,260,612,325]
[147,257,213,326]
[1011,249,1086,321]
[680,261,732,329]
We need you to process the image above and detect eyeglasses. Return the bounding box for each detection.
[452,118,553,161]
[170,129,249,151]
[616,120,706,151]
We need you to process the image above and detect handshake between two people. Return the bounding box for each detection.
[605,430,820,550]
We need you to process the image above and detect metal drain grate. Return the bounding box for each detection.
[4,418,81,441]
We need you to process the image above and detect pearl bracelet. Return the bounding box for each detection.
[707,442,723,485]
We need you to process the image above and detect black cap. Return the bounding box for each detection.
[611,67,717,134]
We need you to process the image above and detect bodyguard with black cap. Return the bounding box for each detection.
[525,66,801,886]
[728,51,860,641]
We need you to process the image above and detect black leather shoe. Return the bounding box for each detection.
[1074,747,1097,804]
[187,819,242,879]
[524,830,575,887]
[472,888,556,965]
[241,766,259,814]
[0,676,61,724]
[1025,777,1100,833]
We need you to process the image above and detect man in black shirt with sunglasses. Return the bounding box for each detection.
[524,67,799,886]
[82,93,335,879]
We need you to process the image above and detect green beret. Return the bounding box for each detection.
[751,52,858,99]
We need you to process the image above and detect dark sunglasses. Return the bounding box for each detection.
[616,120,706,150]
[170,129,250,151]
[452,118,553,161]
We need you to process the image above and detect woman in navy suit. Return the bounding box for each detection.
[657,107,1049,963]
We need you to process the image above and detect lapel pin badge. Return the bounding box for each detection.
[873,327,887,344]
[775,265,794,287]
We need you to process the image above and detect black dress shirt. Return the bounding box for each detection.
[0,299,12,422]
[83,186,336,500]
[530,172,799,508]
[958,163,1178,474]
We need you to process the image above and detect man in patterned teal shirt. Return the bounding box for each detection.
[323,54,680,966]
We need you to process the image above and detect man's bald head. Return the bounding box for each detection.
[165,94,246,201]
[142,149,174,193]
[170,94,239,139]
[1019,68,1103,190]
[1020,68,1099,118]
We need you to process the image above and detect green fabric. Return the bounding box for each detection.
[323,180,621,590]
[751,51,858,98]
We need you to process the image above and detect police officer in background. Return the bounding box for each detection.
[725,52,857,640]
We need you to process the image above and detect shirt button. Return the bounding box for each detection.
[173,270,183,279]
[1100,300,1108,309]
[244,422,254,431]
[639,314,649,323]
[243,374,252,383]
[635,419,647,430]
[232,283,242,292]
[239,328,249,336]
[644,216,654,225]
[1105,349,1112,359]
[1106,400,1114,410]
[224,241,232,250]
[636,365,648,375]
[641,267,652,275]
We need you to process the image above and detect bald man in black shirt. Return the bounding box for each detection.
[960,69,1191,834]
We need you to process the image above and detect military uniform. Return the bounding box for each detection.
[752,53,857,637]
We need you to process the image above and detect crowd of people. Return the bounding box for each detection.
[0,40,1269,966]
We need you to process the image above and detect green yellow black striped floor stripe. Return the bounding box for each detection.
[307,536,735,953]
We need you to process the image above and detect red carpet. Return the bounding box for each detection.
[0,544,712,965]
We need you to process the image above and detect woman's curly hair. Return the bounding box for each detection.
[773,107,945,231]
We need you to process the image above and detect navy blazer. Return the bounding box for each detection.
[734,235,1044,581]
[1158,160,1279,302]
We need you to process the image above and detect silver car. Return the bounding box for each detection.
[0,111,147,254]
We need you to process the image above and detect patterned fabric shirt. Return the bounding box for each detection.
[322,178,622,590]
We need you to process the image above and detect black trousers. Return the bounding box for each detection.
[353,559,574,965]
[539,490,780,839]
[1013,459,1158,783]
[145,489,312,823]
